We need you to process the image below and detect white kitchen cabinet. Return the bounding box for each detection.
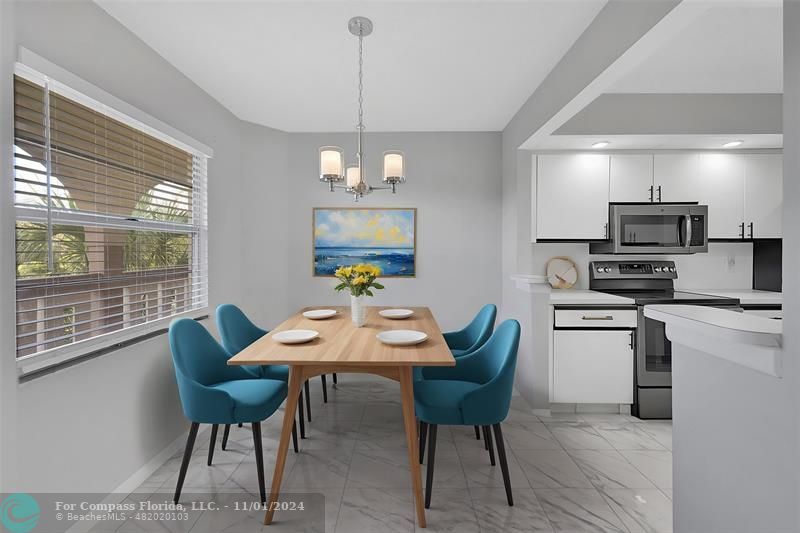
[535,154,610,240]
[656,153,746,239]
[552,329,634,404]
[744,154,782,238]
[609,154,654,203]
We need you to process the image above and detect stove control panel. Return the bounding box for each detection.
[590,261,677,279]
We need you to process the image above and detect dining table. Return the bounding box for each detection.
[227,305,455,528]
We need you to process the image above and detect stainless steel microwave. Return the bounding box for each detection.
[589,203,709,255]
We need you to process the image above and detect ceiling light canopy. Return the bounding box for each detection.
[722,140,744,148]
[591,141,610,149]
[318,16,405,201]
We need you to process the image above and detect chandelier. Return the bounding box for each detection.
[319,16,405,201]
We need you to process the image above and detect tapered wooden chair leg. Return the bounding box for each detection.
[207,424,219,466]
[252,422,266,504]
[492,424,513,506]
[483,425,496,466]
[298,388,306,438]
[474,425,481,440]
[424,424,438,509]
[174,422,199,504]
[221,424,231,450]
[321,375,328,403]
[419,421,428,464]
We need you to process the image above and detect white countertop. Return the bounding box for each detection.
[549,289,635,306]
[644,304,782,377]
[687,289,782,306]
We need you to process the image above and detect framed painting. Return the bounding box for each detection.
[313,207,416,277]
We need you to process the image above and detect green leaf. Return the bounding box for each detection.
[366,290,374,297]
[372,283,384,289]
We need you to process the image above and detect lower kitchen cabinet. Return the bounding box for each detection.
[553,329,634,404]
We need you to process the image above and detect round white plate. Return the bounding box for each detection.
[379,309,414,320]
[376,330,428,346]
[303,309,337,320]
[272,329,319,344]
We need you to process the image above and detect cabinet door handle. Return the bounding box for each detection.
[656,185,662,202]
[581,315,614,321]
[629,330,635,350]
[604,223,609,239]
[748,222,754,239]
[648,185,654,203]
[739,222,745,239]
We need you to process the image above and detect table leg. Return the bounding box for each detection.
[264,366,303,525]
[398,366,426,528]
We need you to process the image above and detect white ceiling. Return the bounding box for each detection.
[611,2,782,93]
[96,1,606,132]
[531,134,783,151]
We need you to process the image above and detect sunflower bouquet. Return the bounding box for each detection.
[333,263,385,297]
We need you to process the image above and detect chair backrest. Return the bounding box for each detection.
[463,304,497,353]
[216,304,268,355]
[169,318,249,386]
[467,319,521,387]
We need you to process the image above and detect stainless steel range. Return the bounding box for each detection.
[589,260,741,419]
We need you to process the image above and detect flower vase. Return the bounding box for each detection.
[350,295,367,327]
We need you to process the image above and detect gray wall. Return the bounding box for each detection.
[286,132,502,332]
[1,1,289,492]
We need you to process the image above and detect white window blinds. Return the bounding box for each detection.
[13,68,209,372]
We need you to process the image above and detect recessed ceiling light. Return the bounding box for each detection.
[722,140,743,148]
[592,141,610,149]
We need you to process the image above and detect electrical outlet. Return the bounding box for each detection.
[727,256,736,273]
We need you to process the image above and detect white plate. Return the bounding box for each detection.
[376,330,428,346]
[303,309,337,320]
[379,308,414,320]
[272,329,319,344]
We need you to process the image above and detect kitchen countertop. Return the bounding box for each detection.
[549,289,635,306]
[687,289,782,306]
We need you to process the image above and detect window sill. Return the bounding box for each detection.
[17,307,209,381]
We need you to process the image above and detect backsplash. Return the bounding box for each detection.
[528,242,754,290]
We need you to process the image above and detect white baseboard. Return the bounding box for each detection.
[65,429,189,533]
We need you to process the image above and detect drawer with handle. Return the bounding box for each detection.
[555,309,637,328]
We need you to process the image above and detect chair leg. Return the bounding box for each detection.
[483,425,496,466]
[292,418,299,454]
[482,425,490,450]
[207,424,219,466]
[252,422,266,504]
[321,374,328,403]
[492,423,514,506]
[304,380,312,422]
[333,373,338,385]
[173,422,199,504]
[221,424,230,451]
[419,421,428,464]
[474,425,481,440]
[298,387,306,439]
[424,424,438,509]
[238,423,243,428]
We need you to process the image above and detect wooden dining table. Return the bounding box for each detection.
[227,305,455,528]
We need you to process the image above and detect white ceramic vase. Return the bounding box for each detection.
[350,294,367,327]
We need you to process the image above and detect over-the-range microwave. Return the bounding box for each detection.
[590,203,709,255]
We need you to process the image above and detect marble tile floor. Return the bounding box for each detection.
[101,374,673,533]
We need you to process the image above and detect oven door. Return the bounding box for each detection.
[636,307,672,387]
[610,204,698,255]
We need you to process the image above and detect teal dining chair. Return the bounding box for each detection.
[168,318,297,504]
[216,304,334,444]
[415,319,521,508]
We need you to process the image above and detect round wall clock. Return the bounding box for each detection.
[546,256,578,289]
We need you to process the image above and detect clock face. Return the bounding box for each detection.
[546,257,578,289]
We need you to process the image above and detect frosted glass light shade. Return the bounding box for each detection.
[319,146,344,181]
[383,151,405,182]
[345,164,361,188]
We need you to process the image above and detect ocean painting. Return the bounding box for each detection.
[313,208,416,277]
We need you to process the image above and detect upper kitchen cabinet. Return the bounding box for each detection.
[656,154,746,239]
[535,154,610,240]
[744,154,782,238]
[609,154,654,203]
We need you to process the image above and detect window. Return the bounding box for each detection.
[13,67,209,372]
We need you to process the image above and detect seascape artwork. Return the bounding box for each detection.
[313,208,416,277]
